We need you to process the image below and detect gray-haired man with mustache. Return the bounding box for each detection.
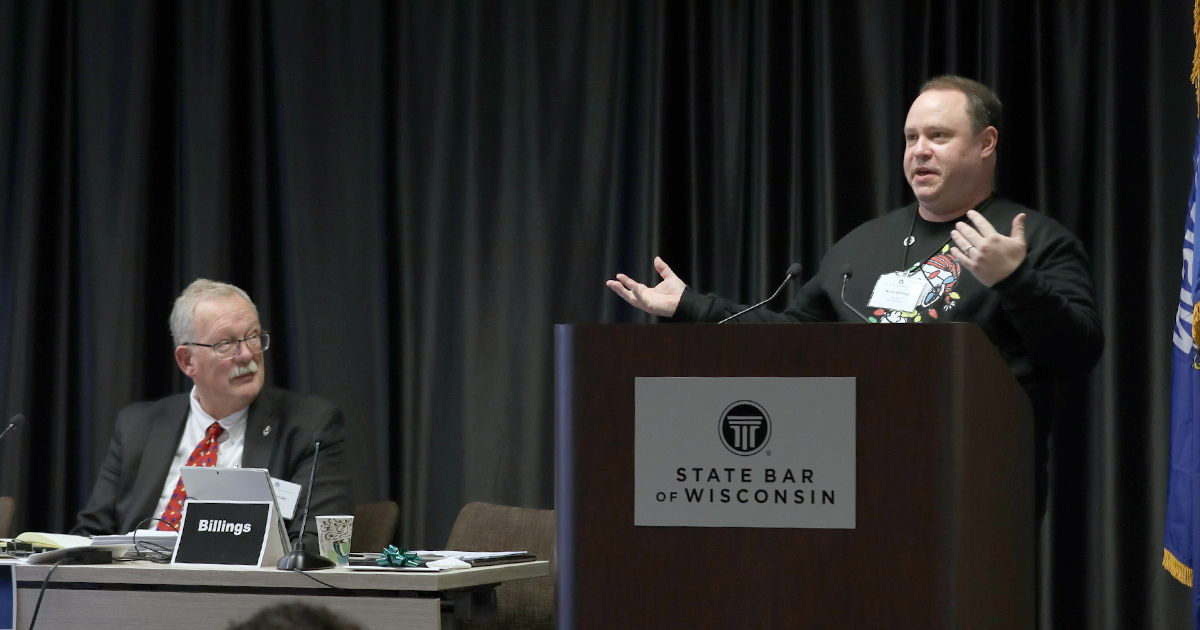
[73,279,352,548]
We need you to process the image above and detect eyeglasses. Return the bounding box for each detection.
[185,332,270,360]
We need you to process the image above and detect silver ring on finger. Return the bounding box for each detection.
[962,244,974,254]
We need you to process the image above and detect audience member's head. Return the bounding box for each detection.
[228,602,363,630]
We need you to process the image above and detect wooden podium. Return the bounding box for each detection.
[555,323,1033,629]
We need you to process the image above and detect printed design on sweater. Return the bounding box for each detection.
[871,245,961,323]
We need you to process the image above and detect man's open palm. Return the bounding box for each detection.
[606,257,686,317]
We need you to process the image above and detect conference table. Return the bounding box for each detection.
[9,559,549,629]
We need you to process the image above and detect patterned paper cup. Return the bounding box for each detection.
[316,515,354,566]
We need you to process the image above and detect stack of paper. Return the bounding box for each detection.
[13,533,91,549]
[416,550,532,565]
[347,550,534,572]
[91,531,177,547]
[92,531,178,559]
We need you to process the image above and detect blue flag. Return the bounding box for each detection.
[1165,124,1200,625]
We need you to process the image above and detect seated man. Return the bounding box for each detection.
[73,279,352,547]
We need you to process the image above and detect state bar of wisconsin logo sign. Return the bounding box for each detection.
[719,400,771,456]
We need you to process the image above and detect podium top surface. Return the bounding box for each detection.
[556,322,1023,389]
[10,559,549,591]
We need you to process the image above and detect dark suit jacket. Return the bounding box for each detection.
[72,386,353,549]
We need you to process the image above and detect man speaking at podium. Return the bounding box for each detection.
[71,279,352,546]
[607,75,1104,517]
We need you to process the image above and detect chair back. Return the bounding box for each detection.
[446,502,555,630]
[0,496,13,538]
[350,500,399,553]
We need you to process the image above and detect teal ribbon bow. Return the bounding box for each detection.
[377,545,422,568]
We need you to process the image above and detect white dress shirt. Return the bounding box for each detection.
[147,386,248,528]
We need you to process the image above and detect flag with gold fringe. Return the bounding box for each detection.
[1165,122,1200,621]
[1165,12,1200,620]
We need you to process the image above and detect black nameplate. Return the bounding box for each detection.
[172,501,272,567]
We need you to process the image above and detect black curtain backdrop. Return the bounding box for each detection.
[0,1,1194,627]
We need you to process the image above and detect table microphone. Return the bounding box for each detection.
[0,414,25,443]
[277,428,336,571]
[718,263,802,324]
[839,264,872,323]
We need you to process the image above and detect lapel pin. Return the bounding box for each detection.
[263,425,272,437]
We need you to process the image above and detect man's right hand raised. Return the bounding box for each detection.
[606,257,686,317]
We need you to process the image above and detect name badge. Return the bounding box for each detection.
[171,500,286,568]
[867,272,927,312]
[270,477,302,519]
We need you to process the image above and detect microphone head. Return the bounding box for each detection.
[312,428,324,444]
[786,263,802,277]
[840,264,854,280]
[8,414,24,427]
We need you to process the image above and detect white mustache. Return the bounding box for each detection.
[230,360,259,380]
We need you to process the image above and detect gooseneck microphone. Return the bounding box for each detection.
[0,414,25,443]
[839,264,872,323]
[718,263,803,324]
[277,428,336,571]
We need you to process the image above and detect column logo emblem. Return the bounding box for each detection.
[718,400,771,456]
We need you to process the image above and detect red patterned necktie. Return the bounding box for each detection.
[157,421,225,531]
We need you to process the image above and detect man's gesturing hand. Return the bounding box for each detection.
[606,256,686,317]
[949,210,1027,287]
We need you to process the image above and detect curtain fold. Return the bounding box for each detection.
[0,1,1192,626]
